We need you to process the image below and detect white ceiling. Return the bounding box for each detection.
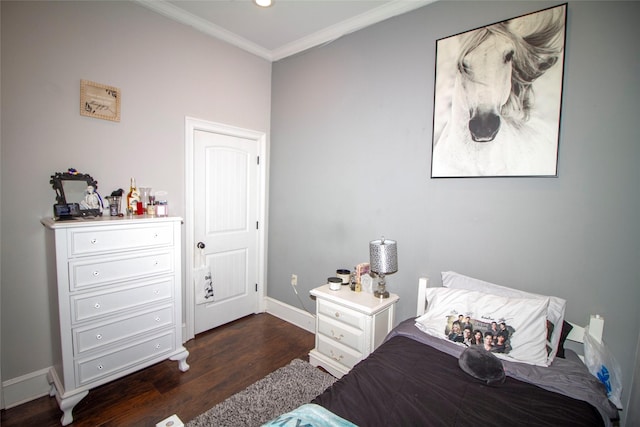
[134,0,435,61]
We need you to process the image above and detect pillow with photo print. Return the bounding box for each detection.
[416,287,550,366]
[441,271,566,364]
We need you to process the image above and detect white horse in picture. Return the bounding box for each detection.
[432,6,566,177]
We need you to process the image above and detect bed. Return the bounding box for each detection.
[265,273,620,427]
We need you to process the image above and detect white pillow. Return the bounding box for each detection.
[416,287,550,366]
[441,271,566,364]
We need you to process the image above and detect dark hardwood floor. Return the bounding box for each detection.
[1,313,315,427]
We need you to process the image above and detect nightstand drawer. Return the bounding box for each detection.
[69,250,173,291]
[74,305,174,354]
[69,224,174,256]
[316,333,362,369]
[76,331,174,386]
[317,299,365,331]
[317,314,363,352]
[71,278,173,323]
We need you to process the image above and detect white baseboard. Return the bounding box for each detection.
[265,296,315,333]
[2,298,314,410]
[2,367,51,409]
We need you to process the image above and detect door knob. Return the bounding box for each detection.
[197,242,205,249]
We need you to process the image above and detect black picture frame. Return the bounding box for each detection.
[50,171,102,217]
[431,4,567,178]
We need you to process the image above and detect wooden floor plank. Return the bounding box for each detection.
[0,314,315,427]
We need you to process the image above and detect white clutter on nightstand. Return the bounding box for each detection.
[309,284,399,378]
[41,216,190,426]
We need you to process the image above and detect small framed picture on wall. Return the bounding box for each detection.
[80,79,121,122]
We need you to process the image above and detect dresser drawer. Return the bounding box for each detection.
[71,278,173,323]
[317,299,365,331]
[69,250,173,291]
[317,314,363,352]
[316,333,362,370]
[73,305,174,355]
[75,331,175,387]
[68,223,174,256]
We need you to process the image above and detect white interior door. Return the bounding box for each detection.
[185,118,266,337]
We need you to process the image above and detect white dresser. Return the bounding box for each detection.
[41,216,189,426]
[309,285,399,378]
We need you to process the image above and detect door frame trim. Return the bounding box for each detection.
[184,117,268,341]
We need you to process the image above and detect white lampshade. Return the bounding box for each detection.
[369,238,398,274]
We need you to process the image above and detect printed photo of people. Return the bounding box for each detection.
[444,314,514,354]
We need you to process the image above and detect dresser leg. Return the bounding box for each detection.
[171,346,190,372]
[47,368,89,426]
[49,382,57,398]
[59,391,89,426]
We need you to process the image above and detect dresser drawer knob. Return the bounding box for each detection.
[153,289,160,295]
[154,233,159,239]
[92,271,100,277]
[96,334,102,340]
[330,330,344,341]
[155,343,161,349]
[94,303,101,309]
[97,364,104,370]
[329,350,344,362]
[155,317,161,322]
[334,312,341,318]
[90,238,97,244]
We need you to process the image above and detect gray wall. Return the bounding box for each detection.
[269,1,639,423]
[1,0,638,424]
[0,0,270,388]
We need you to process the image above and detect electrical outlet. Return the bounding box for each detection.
[291,274,298,286]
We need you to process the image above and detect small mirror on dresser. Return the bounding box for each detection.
[50,169,103,218]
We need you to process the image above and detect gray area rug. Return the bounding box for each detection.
[186,359,337,427]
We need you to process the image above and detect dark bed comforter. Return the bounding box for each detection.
[312,320,618,427]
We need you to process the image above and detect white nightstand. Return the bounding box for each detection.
[309,284,399,378]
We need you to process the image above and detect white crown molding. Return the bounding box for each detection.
[133,0,273,60]
[271,0,436,61]
[133,0,436,62]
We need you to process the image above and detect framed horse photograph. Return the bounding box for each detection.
[431,4,567,178]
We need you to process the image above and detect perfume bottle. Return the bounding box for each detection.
[126,178,140,214]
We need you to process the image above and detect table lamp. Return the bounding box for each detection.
[369,237,398,298]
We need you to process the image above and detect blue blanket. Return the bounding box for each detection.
[262,403,356,427]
